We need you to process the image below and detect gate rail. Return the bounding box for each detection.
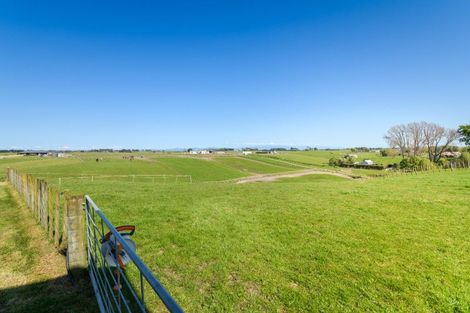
[85,195,184,313]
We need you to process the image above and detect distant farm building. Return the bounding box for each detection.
[441,151,460,158]
[18,151,70,158]
[190,150,210,155]
[19,150,49,157]
[242,151,253,155]
[50,152,70,158]
[359,160,374,166]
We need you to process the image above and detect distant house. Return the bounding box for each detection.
[242,151,253,155]
[190,150,210,155]
[359,159,374,166]
[442,151,460,158]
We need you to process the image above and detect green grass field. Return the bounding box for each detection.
[2,152,469,312]
[268,150,402,168]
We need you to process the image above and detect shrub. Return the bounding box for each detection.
[459,152,470,166]
[437,158,449,167]
[337,163,385,170]
[420,158,435,170]
[343,155,356,165]
[399,157,435,171]
[460,152,470,161]
[329,158,341,166]
[399,158,411,169]
[380,149,398,157]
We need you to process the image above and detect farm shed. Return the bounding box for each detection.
[18,150,49,157]
[359,159,374,166]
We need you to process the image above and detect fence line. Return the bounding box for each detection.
[21,173,193,185]
[7,168,64,248]
[6,167,184,312]
[362,159,470,178]
[56,174,193,185]
[5,167,87,273]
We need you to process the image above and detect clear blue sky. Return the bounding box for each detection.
[1,0,469,149]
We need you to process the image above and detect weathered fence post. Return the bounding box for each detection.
[54,192,61,247]
[64,193,87,278]
[39,180,48,229]
[47,188,54,241]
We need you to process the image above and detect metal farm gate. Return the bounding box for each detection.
[85,196,184,313]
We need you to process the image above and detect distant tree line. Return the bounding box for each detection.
[384,122,463,163]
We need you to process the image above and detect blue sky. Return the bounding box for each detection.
[1,0,469,149]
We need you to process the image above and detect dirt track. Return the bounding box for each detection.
[235,169,354,184]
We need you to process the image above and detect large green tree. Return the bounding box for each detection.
[458,124,470,146]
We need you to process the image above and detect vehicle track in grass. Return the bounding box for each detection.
[235,169,355,183]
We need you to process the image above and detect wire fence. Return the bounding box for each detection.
[85,196,184,313]
[364,159,470,178]
[57,175,192,186]
[6,168,67,250]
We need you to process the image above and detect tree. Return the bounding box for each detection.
[384,124,409,158]
[385,122,458,163]
[422,122,459,162]
[458,124,470,146]
[407,122,425,157]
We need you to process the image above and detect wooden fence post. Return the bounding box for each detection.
[47,188,54,241]
[64,193,87,278]
[54,192,61,247]
[39,180,48,229]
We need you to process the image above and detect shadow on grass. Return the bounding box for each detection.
[0,274,98,313]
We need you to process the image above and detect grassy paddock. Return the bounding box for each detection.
[266,150,402,167]
[1,154,469,312]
